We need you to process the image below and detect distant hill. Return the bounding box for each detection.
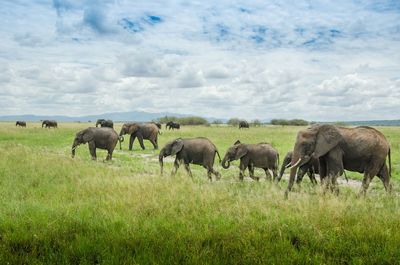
[0,111,227,123]
[329,120,400,126]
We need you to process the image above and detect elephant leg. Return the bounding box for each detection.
[137,134,145,150]
[184,163,193,179]
[248,164,258,181]
[129,134,136,150]
[264,168,272,181]
[359,174,372,197]
[210,167,221,180]
[309,169,317,185]
[377,164,392,193]
[272,168,278,182]
[149,137,158,150]
[88,141,96,160]
[239,163,246,181]
[171,159,180,176]
[330,175,339,195]
[106,149,113,161]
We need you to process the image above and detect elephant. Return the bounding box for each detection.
[71,127,121,160]
[16,121,26,127]
[221,140,279,181]
[278,151,318,185]
[96,119,114,128]
[42,120,57,128]
[159,137,221,180]
[119,122,160,150]
[286,124,392,197]
[239,121,249,129]
[166,121,180,130]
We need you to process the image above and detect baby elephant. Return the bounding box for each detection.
[278,151,319,185]
[222,140,279,181]
[159,137,221,181]
[71,127,120,160]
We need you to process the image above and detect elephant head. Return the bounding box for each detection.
[221,140,247,169]
[286,124,343,194]
[119,123,140,136]
[159,138,184,174]
[71,129,94,158]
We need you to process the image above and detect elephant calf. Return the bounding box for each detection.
[278,151,319,185]
[72,127,120,160]
[222,140,279,181]
[159,137,221,181]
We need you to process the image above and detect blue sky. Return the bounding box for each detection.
[0,0,399,121]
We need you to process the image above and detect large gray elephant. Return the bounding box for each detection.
[96,119,114,128]
[71,127,120,160]
[42,120,57,128]
[278,151,319,185]
[221,140,279,181]
[16,121,26,127]
[159,137,221,180]
[119,122,159,150]
[286,124,392,197]
[238,121,249,129]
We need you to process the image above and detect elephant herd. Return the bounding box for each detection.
[69,122,393,197]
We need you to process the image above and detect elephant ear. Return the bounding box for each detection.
[313,125,342,158]
[234,144,248,160]
[82,129,94,143]
[171,139,184,155]
[128,124,139,134]
[234,140,241,145]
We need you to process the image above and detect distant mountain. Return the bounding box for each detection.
[0,111,226,123]
[337,120,400,126]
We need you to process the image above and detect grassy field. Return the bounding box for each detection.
[0,122,399,264]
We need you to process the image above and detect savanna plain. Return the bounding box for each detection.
[0,122,400,264]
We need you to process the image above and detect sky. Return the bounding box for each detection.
[0,0,399,121]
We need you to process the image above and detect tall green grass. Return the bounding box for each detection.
[0,122,399,264]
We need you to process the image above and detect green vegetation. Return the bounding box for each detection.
[271,119,309,126]
[157,116,209,125]
[0,122,399,264]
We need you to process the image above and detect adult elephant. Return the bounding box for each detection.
[96,119,114,128]
[119,122,159,150]
[159,137,221,180]
[278,151,319,185]
[221,140,279,181]
[16,121,26,127]
[239,120,249,129]
[166,121,180,130]
[286,124,391,197]
[71,127,120,160]
[42,120,58,128]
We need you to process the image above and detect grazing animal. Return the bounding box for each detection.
[222,140,279,181]
[71,127,121,160]
[119,123,159,150]
[159,137,221,180]
[286,124,391,197]
[42,120,57,128]
[16,121,26,127]
[278,151,319,185]
[96,119,114,128]
[238,121,249,129]
[166,121,180,130]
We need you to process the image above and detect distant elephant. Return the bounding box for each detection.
[42,120,57,128]
[159,137,221,180]
[221,140,279,181]
[96,119,114,128]
[286,124,392,197]
[278,151,318,185]
[166,121,180,130]
[71,127,121,160]
[16,121,26,127]
[239,121,249,129]
[119,122,159,150]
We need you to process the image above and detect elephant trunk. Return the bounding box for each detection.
[71,143,78,158]
[221,156,230,169]
[119,136,124,150]
[278,162,287,182]
[285,152,302,198]
[159,148,166,175]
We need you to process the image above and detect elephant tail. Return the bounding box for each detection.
[215,150,222,163]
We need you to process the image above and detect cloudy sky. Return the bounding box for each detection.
[0,0,399,121]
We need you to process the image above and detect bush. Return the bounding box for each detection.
[156,116,209,126]
[251,119,262,127]
[227,118,241,126]
[270,119,309,126]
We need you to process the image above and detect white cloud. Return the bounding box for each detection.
[0,0,399,120]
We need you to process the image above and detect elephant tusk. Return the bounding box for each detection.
[289,158,301,169]
[285,163,292,169]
